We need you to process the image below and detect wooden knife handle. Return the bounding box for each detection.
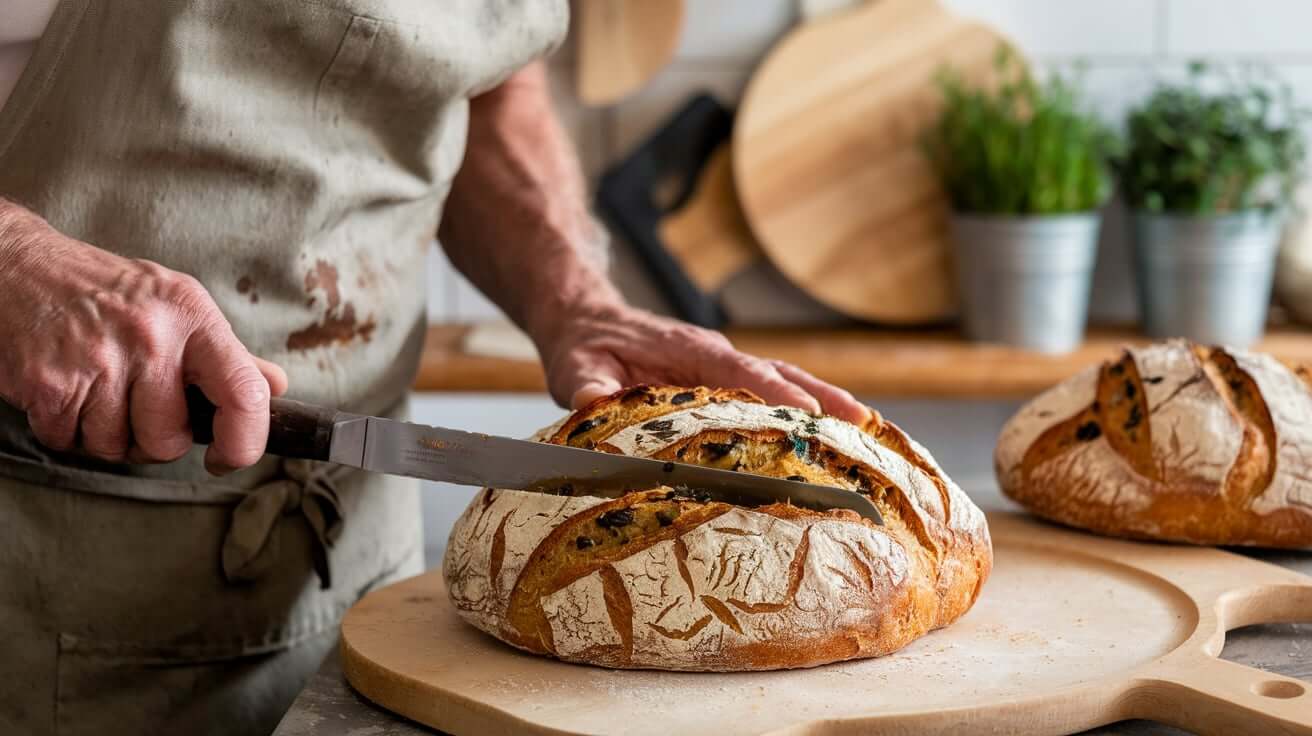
[185,386,337,462]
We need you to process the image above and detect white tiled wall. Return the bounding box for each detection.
[427,0,1312,326]
[947,0,1159,58]
[1165,0,1312,57]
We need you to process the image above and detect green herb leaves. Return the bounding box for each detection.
[923,46,1118,216]
[1118,63,1307,214]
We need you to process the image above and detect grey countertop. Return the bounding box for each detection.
[274,487,1312,736]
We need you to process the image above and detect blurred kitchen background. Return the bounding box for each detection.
[415,0,1312,565]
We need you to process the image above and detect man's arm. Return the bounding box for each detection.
[438,62,616,347]
[439,62,870,423]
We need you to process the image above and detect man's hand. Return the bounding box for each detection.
[440,63,870,425]
[0,200,287,474]
[536,303,872,425]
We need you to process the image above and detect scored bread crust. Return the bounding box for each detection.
[995,340,1312,548]
[443,385,992,671]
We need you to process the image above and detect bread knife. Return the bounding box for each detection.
[186,390,883,524]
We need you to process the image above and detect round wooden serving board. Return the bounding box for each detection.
[342,512,1312,736]
[732,0,1016,324]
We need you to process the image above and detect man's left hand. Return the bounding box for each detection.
[536,304,872,425]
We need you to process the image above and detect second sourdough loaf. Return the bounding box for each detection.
[443,385,991,671]
[996,340,1312,548]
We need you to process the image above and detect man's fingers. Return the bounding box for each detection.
[27,409,78,454]
[78,377,131,462]
[253,356,289,397]
[570,377,623,410]
[714,352,821,415]
[552,348,627,410]
[24,378,81,453]
[771,361,871,425]
[539,310,864,424]
[184,325,271,475]
[127,367,192,463]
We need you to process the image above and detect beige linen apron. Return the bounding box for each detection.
[0,1,566,734]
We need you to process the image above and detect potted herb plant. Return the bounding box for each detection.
[924,50,1118,353]
[1118,63,1307,346]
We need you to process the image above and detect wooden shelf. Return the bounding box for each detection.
[415,324,1312,399]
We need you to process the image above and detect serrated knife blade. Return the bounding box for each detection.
[328,414,883,524]
[181,391,883,524]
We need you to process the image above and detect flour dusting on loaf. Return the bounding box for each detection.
[996,340,1312,547]
[541,572,621,657]
[1233,351,1312,515]
[545,509,909,668]
[1135,342,1242,487]
[444,489,607,631]
[443,385,992,671]
[995,365,1097,490]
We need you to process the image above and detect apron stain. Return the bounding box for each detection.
[287,260,376,350]
[304,260,342,310]
[287,304,377,350]
[236,276,259,304]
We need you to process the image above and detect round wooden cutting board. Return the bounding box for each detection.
[341,512,1312,736]
[732,0,1016,323]
[575,0,685,105]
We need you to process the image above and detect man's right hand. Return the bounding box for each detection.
[0,199,287,475]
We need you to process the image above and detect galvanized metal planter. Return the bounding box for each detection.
[1132,211,1282,346]
[950,214,1101,354]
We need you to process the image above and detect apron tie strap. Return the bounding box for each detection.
[221,459,344,589]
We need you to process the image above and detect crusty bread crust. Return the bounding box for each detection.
[995,340,1312,548]
[443,385,992,671]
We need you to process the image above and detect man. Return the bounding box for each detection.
[0,2,868,734]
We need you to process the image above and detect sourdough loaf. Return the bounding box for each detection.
[443,385,991,671]
[996,340,1312,548]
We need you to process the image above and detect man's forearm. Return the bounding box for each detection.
[434,64,870,421]
[438,61,623,346]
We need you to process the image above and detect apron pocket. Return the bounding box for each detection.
[5,465,420,736]
[54,630,337,736]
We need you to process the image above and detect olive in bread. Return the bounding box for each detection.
[443,385,992,671]
[995,339,1312,548]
